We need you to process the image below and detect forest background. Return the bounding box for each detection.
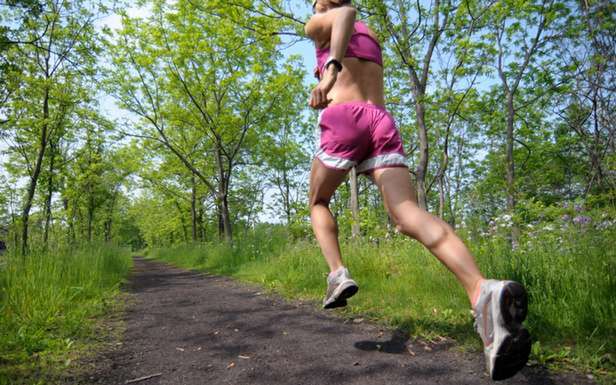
[0,0,614,383]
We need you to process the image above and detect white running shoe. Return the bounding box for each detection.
[323,267,359,309]
[472,279,531,381]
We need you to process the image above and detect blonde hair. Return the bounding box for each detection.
[312,0,352,8]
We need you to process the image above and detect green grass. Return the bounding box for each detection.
[478,230,616,366]
[0,243,132,384]
[149,225,615,381]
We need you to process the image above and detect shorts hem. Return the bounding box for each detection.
[356,152,407,174]
[315,156,353,172]
[357,164,408,175]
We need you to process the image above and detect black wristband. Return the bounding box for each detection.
[325,58,343,72]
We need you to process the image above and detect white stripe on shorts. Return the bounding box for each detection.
[316,149,356,170]
[356,153,407,173]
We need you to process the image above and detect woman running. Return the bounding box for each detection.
[304,0,531,380]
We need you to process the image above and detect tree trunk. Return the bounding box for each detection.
[104,190,118,242]
[438,175,445,219]
[20,86,50,255]
[587,90,605,194]
[215,146,232,241]
[87,194,94,242]
[220,188,232,242]
[445,175,456,228]
[63,198,76,245]
[103,218,112,242]
[349,167,360,238]
[414,94,429,210]
[437,144,450,220]
[173,199,188,242]
[10,192,17,251]
[69,206,76,244]
[283,166,291,224]
[505,92,519,247]
[191,174,198,242]
[43,141,56,246]
[451,134,465,229]
[217,201,224,240]
[198,196,205,241]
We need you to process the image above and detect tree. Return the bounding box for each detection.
[358,0,458,210]
[106,0,306,241]
[1,0,103,254]
[482,0,571,245]
[0,0,43,117]
[559,0,615,198]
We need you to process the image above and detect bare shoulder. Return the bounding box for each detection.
[304,6,357,48]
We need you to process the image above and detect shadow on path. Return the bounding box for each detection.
[75,257,594,385]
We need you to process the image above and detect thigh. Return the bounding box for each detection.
[309,158,349,206]
[370,167,418,221]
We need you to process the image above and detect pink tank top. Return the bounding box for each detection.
[315,21,383,76]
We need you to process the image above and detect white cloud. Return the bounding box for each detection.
[96,6,152,31]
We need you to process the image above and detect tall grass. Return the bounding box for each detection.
[475,227,616,370]
[0,243,132,384]
[150,225,615,376]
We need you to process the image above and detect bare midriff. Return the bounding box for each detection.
[326,57,385,107]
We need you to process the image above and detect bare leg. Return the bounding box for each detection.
[309,159,349,273]
[371,167,484,304]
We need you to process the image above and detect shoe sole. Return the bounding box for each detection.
[491,282,531,381]
[323,281,359,309]
[492,328,532,381]
[500,281,528,326]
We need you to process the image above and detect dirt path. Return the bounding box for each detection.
[81,257,594,385]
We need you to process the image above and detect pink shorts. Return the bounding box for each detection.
[315,102,407,174]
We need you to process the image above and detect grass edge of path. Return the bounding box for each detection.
[143,248,614,385]
[0,246,133,385]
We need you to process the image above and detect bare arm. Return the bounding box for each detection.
[305,6,356,61]
[305,6,356,109]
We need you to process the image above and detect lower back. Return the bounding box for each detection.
[327,57,385,106]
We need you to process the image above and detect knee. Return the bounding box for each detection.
[423,222,449,249]
[390,213,414,237]
[394,214,450,249]
[309,193,330,210]
[394,218,418,238]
